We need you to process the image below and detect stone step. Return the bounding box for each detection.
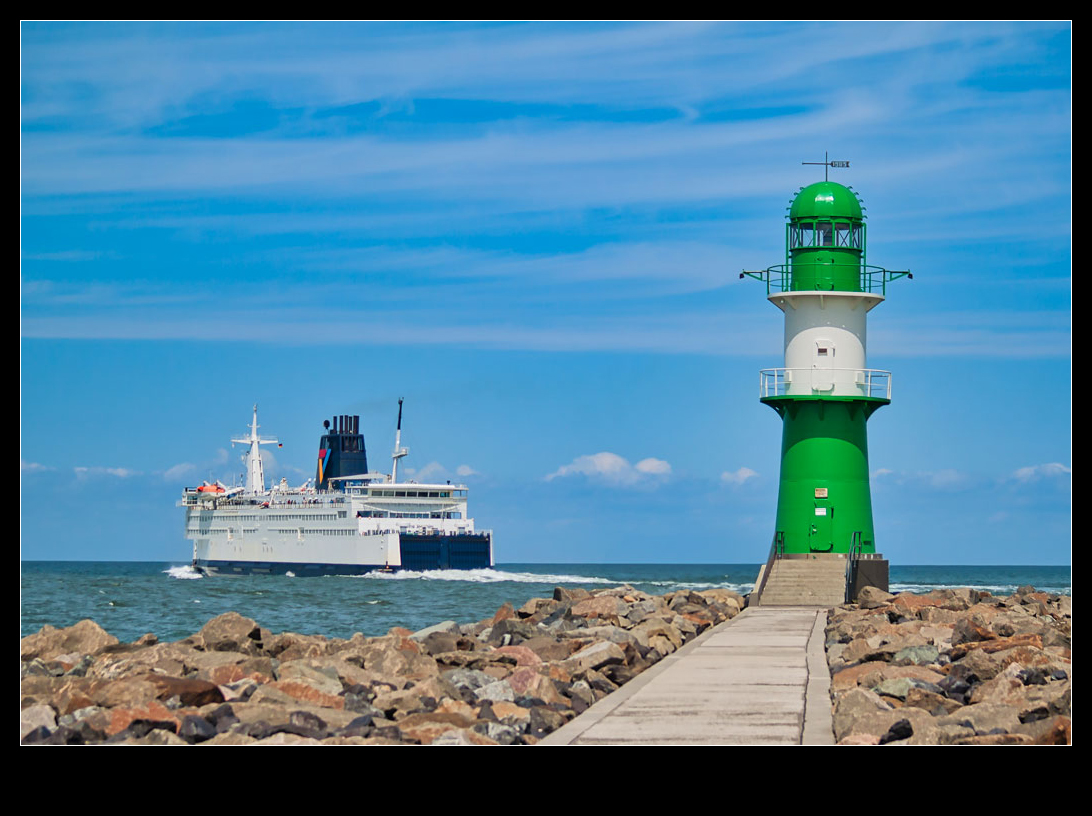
[756,558,848,606]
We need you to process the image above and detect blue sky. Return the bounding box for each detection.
[21,21,1071,565]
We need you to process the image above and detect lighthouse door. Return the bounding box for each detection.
[810,501,833,552]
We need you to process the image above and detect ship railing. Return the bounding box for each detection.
[740,265,911,295]
[759,368,891,400]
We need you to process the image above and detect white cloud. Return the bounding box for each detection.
[1011,462,1071,482]
[721,466,758,485]
[21,460,54,473]
[546,451,672,486]
[635,457,671,475]
[407,461,448,482]
[455,464,480,477]
[74,466,138,479]
[163,462,197,481]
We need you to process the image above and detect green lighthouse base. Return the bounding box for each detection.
[762,395,888,556]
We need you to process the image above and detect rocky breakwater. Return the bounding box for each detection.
[21,585,743,745]
[826,585,1071,745]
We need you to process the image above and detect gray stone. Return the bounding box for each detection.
[476,679,515,703]
[891,645,940,666]
[20,704,57,740]
[411,620,460,640]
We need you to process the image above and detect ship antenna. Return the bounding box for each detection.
[391,398,409,483]
[230,403,280,494]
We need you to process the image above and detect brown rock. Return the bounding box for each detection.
[830,661,889,691]
[195,612,264,653]
[506,667,566,705]
[266,680,345,709]
[105,700,182,736]
[493,645,542,667]
[143,674,225,707]
[904,686,963,716]
[1027,716,1072,745]
[949,633,1043,660]
[521,636,580,663]
[569,595,629,622]
[492,602,516,625]
[21,620,119,662]
[395,711,476,745]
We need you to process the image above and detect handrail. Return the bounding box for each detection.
[845,531,863,603]
[759,367,892,400]
[740,265,911,296]
[752,531,785,606]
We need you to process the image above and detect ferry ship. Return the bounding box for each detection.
[180,402,493,575]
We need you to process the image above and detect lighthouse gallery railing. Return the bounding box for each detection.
[740,264,911,295]
[760,368,892,400]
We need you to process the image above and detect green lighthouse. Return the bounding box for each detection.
[744,160,909,603]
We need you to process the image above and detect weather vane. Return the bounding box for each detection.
[802,151,850,182]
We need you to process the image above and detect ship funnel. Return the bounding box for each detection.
[316,410,369,490]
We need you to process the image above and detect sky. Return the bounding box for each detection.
[20,21,1071,565]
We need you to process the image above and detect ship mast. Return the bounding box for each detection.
[390,398,409,484]
[231,404,280,494]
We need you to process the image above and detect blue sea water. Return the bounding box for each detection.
[20,561,1071,644]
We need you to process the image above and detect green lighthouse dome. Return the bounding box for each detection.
[789,181,863,221]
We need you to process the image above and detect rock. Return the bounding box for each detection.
[411,620,460,640]
[891,645,940,666]
[143,674,225,707]
[857,586,895,609]
[21,620,119,662]
[561,640,626,676]
[20,704,57,740]
[194,612,264,653]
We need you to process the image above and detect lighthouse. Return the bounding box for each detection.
[745,158,909,604]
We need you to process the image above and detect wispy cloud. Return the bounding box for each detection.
[1011,462,1071,482]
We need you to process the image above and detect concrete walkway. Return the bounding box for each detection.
[540,607,834,745]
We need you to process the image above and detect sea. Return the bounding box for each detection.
[20,562,1071,644]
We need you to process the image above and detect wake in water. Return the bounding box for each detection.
[350,567,623,585]
[164,565,202,580]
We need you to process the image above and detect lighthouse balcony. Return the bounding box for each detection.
[741,265,911,295]
[760,367,892,400]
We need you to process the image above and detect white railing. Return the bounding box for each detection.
[759,368,892,400]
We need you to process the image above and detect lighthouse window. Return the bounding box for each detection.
[797,223,813,247]
[836,223,852,247]
[817,221,833,246]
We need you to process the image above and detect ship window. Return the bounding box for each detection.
[395,491,406,497]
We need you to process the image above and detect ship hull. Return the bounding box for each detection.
[193,532,493,576]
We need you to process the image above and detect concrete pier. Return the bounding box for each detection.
[540,607,834,745]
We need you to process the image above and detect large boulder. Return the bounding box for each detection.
[21,620,119,662]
